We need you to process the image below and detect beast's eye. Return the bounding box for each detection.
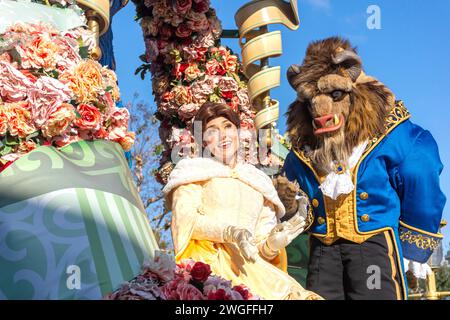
[331,90,345,101]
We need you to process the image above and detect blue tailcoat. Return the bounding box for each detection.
[283,102,446,294]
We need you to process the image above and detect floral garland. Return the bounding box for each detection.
[133,0,281,184]
[106,251,259,300]
[0,21,134,171]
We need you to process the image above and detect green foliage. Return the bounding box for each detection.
[435,265,450,292]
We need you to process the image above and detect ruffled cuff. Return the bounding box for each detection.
[399,221,443,263]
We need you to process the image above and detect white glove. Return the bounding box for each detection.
[403,258,432,280]
[261,213,306,259]
[223,226,258,263]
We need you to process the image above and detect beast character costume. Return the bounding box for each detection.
[281,37,446,300]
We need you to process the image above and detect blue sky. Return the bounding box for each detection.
[112,0,450,249]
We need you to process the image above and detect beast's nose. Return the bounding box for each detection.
[313,114,334,128]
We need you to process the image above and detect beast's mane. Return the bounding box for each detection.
[287,37,395,156]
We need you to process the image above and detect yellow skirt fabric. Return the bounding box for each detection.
[177,239,317,300]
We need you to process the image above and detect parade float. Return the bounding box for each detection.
[0,0,160,299]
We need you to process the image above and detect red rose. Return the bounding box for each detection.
[172,63,190,78]
[193,0,209,13]
[190,261,211,282]
[207,288,231,300]
[175,23,192,38]
[174,0,192,15]
[233,285,250,300]
[74,103,102,130]
[220,91,233,100]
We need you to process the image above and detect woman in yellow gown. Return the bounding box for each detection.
[163,102,321,300]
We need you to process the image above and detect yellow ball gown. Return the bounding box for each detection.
[163,157,320,300]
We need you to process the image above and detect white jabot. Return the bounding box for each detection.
[319,141,369,200]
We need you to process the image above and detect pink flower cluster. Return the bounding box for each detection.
[106,251,259,300]
[136,0,258,183]
[0,22,134,169]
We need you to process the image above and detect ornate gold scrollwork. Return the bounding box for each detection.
[400,230,440,251]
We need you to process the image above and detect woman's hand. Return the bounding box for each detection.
[261,214,306,259]
[223,226,258,263]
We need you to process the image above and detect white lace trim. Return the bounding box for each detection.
[318,141,368,200]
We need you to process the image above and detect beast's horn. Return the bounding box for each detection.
[332,49,362,82]
[287,63,301,88]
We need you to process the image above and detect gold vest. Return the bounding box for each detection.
[314,170,374,245]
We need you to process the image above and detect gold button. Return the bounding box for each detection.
[230,170,239,179]
[360,192,369,200]
[312,199,319,208]
[361,214,370,222]
[317,217,326,225]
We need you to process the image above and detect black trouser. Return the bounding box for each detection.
[306,231,405,300]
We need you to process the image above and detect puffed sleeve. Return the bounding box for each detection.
[170,183,231,256]
[395,130,446,263]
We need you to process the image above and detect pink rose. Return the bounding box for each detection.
[145,39,159,62]
[0,61,34,102]
[161,278,184,300]
[173,0,192,15]
[144,251,176,282]
[109,107,130,130]
[74,103,102,131]
[106,125,135,151]
[205,59,221,75]
[41,103,76,138]
[236,88,250,108]
[218,77,239,93]
[27,76,72,127]
[51,128,81,148]
[177,282,204,300]
[178,103,199,120]
[107,126,127,141]
[53,36,82,72]
[15,34,59,71]
[186,12,209,32]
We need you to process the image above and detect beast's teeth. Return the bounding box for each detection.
[334,114,339,125]
[312,120,317,129]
